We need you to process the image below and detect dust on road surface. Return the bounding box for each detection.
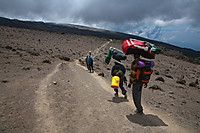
[34,59,193,133]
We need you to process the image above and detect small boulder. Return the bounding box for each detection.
[1,80,8,83]
[28,51,40,56]
[165,74,173,79]
[176,79,186,85]
[5,46,13,50]
[78,59,85,65]
[165,69,170,72]
[154,70,159,75]
[195,79,199,85]
[53,81,57,85]
[189,82,197,87]
[42,60,51,64]
[22,67,30,70]
[98,72,104,77]
[156,77,165,82]
[59,56,70,61]
[149,84,164,91]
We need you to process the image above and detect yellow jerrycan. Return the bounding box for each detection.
[111,76,120,89]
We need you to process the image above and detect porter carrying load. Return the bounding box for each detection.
[122,38,161,59]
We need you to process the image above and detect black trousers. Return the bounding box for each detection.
[132,81,143,112]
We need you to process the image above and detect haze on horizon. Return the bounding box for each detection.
[0,0,199,51]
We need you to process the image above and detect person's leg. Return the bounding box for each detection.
[114,89,118,96]
[89,64,91,73]
[132,82,143,112]
[87,63,89,70]
[119,82,126,95]
[91,64,94,72]
[120,82,127,99]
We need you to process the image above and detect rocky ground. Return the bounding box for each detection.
[0,26,200,132]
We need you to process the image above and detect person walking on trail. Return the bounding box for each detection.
[111,60,127,99]
[85,56,89,70]
[128,54,148,114]
[87,51,94,73]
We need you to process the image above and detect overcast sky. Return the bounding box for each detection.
[0,0,199,50]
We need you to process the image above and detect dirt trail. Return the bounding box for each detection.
[34,63,62,132]
[33,41,195,133]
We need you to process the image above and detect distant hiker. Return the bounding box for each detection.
[111,52,127,98]
[128,54,151,114]
[87,51,94,73]
[86,56,89,70]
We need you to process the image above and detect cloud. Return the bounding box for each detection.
[154,18,192,26]
[0,0,199,27]
[0,0,199,50]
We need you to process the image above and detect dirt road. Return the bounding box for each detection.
[32,58,194,133]
[1,26,199,133]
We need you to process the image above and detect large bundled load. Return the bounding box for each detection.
[122,39,161,59]
[105,47,126,65]
[122,39,161,84]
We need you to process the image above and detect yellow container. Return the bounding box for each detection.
[111,76,120,89]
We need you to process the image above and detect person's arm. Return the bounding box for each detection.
[122,65,126,74]
[111,66,115,76]
[128,61,137,88]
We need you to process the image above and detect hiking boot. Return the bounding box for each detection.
[124,93,127,99]
[122,90,127,95]
[114,92,118,97]
[135,110,144,114]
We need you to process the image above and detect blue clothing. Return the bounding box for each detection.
[114,82,127,95]
[87,57,94,64]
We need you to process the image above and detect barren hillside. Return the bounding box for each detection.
[0,26,200,133]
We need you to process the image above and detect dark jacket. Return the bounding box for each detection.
[111,62,126,83]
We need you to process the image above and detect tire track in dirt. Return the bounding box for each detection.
[34,63,62,132]
[33,40,112,132]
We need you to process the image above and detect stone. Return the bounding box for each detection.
[154,70,159,75]
[165,74,173,79]
[1,80,8,83]
[59,56,70,61]
[189,82,197,87]
[42,60,51,64]
[176,79,186,85]
[98,72,104,77]
[107,68,110,70]
[156,77,165,82]
[22,67,30,70]
[195,79,199,85]
[149,84,164,91]
[5,46,13,50]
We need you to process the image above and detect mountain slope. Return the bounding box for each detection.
[0,17,199,57]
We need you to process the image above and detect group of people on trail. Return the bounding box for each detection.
[110,52,145,114]
[105,39,160,114]
[86,39,160,114]
[86,51,94,73]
